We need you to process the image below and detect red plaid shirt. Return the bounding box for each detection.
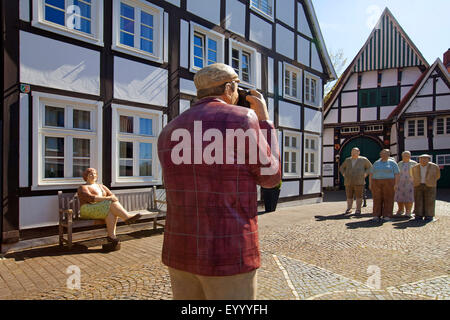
[157,97,281,276]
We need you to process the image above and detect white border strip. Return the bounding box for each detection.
[272,254,300,300]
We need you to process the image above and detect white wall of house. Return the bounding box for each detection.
[186,0,221,25]
[114,57,168,106]
[20,31,100,95]
[225,0,246,37]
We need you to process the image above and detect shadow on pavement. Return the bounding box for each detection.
[392,220,429,229]
[315,213,372,221]
[345,220,384,229]
[5,228,164,261]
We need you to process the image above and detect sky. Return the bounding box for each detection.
[312,0,450,76]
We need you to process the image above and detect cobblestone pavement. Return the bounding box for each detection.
[1,194,449,300]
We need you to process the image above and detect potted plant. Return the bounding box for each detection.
[261,180,282,213]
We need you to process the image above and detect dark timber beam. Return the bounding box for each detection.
[2,0,20,244]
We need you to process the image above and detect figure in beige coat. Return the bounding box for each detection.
[339,147,373,215]
[411,154,441,222]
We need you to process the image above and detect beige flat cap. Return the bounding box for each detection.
[418,154,432,159]
[194,63,240,90]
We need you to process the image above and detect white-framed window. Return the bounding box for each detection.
[406,118,427,137]
[283,131,302,178]
[283,63,302,102]
[365,125,384,132]
[190,22,224,73]
[304,72,322,107]
[112,0,164,62]
[341,127,360,134]
[229,39,257,88]
[250,0,274,21]
[304,135,320,176]
[111,104,163,186]
[435,116,450,136]
[32,0,104,45]
[437,154,450,166]
[410,155,420,163]
[32,92,102,190]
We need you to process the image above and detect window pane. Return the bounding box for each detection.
[194,57,204,69]
[72,0,91,19]
[311,139,315,150]
[139,160,152,176]
[417,120,425,136]
[120,16,134,33]
[120,31,134,47]
[73,159,90,178]
[119,141,133,159]
[232,49,240,74]
[45,158,64,178]
[73,109,90,130]
[120,3,134,19]
[73,138,90,158]
[446,118,450,134]
[75,17,91,34]
[141,11,153,27]
[251,0,272,16]
[305,153,309,172]
[284,70,290,95]
[45,137,64,157]
[291,152,296,173]
[311,79,316,102]
[139,118,153,136]
[45,106,65,127]
[140,143,152,159]
[310,153,315,172]
[45,0,65,26]
[139,143,152,176]
[208,49,217,63]
[208,39,218,65]
[140,38,153,53]
[141,25,153,40]
[194,34,203,47]
[119,160,133,177]
[436,118,444,135]
[120,116,134,133]
[242,52,250,83]
[291,137,297,148]
[305,78,310,101]
[292,72,298,97]
[119,141,133,177]
[305,139,309,149]
[284,152,289,173]
[44,137,64,178]
[408,120,415,136]
[208,39,217,52]
[284,136,289,147]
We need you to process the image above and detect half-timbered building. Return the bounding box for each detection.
[323,8,450,190]
[1,0,336,247]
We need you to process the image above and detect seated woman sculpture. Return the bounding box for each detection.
[77,168,141,249]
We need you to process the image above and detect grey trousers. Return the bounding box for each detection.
[414,184,437,217]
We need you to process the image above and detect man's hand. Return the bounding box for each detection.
[246,90,269,121]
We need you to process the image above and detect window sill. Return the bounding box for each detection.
[112,44,163,64]
[282,174,301,179]
[282,95,302,104]
[111,180,163,187]
[303,173,321,178]
[304,100,321,108]
[32,20,103,47]
[31,180,87,191]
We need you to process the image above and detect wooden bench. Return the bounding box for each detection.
[58,186,166,249]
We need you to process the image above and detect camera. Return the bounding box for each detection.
[237,88,252,108]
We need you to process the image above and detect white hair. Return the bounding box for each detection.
[402,151,411,156]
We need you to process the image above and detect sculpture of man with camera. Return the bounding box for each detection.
[157,63,281,300]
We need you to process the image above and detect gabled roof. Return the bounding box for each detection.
[304,0,337,81]
[324,7,429,115]
[388,58,450,119]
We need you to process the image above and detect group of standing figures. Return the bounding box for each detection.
[340,148,441,223]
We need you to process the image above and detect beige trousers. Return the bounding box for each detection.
[168,267,257,300]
